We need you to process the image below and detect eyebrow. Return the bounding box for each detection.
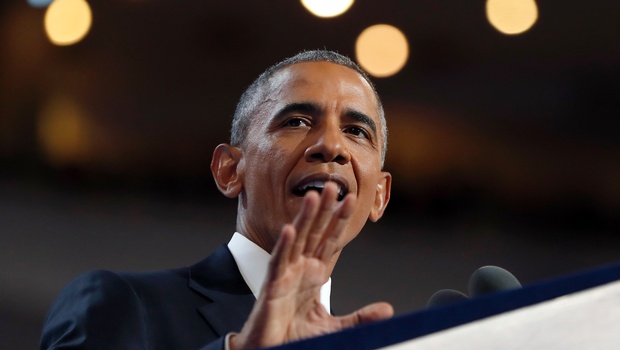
[346,109,377,136]
[272,102,320,121]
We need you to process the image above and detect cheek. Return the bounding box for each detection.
[257,142,285,163]
[350,158,383,220]
[244,136,296,192]
[257,133,305,167]
[254,143,290,181]
[354,156,382,196]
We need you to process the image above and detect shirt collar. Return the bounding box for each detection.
[228,232,331,312]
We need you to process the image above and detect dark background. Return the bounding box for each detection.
[1,1,619,349]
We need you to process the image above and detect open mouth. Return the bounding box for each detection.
[292,180,348,201]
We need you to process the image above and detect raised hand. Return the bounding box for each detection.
[230,182,393,350]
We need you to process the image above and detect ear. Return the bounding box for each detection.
[211,143,244,198]
[369,171,392,222]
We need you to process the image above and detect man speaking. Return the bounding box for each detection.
[41,50,394,350]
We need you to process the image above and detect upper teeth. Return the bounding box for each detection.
[299,181,344,196]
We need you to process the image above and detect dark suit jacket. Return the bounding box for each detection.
[40,245,256,350]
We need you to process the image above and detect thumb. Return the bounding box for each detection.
[338,302,394,329]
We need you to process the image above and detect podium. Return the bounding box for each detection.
[271,262,620,349]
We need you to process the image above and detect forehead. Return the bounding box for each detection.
[263,62,380,120]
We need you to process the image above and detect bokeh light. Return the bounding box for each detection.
[44,0,93,46]
[355,24,409,78]
[27,0,54,8]
[37,95,92,166]
[486,0,538,35]
[300,0,354,18]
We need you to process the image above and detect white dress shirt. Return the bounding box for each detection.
[227,232,332,312]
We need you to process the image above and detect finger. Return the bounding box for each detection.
[304,182,339,255]
[337,302,394,329]
[268,224,296,280]
[317,193,355,262]
[290,191,320,260]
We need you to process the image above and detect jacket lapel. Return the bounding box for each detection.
[192,283,256,336]
[188,245,256,336]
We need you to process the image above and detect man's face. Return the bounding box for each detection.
[235,61,391,253]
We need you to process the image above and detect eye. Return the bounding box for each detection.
[285,117,310,128]
[344,125,370,139]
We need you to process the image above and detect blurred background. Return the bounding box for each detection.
[1,0,619,348]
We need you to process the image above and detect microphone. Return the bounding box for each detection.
[427,265,521,308]
[468,265,522,297]
[427,289,469,307]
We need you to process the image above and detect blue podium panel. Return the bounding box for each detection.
[386,279,620,349]
[270,261,620,350]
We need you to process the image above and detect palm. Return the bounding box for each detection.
[274,255,333,338]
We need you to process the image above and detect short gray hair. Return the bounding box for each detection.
[230,50,388,166]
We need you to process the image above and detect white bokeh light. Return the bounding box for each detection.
[300,0,354,18]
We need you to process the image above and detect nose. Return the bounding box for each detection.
[304,122,351,165]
